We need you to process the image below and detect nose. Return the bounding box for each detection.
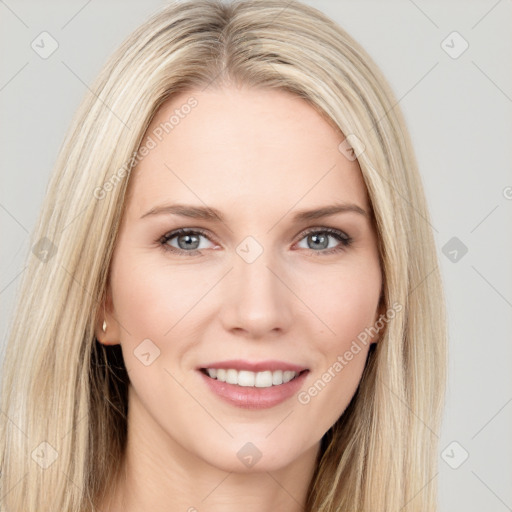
[219,249,294,339]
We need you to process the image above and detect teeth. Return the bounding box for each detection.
[272,370,283,385]
[205,368,300,387]
[283,370,296,383]
[239,370,255,387]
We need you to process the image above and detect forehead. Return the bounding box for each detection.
[126,86,369,218]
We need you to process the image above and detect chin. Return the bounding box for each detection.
[195,437,310,474]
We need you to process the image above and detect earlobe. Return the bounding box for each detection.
[95,291,121,345]
[369,297,387,345]
[95,315,120,346]
[95,317,108,344]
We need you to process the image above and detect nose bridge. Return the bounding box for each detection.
[235,240,282,306]
[221,237,292,335]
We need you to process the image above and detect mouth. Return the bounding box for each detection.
[198,366,310,409]
[199,367,309,388]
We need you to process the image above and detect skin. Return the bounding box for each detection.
[96,84,383,512]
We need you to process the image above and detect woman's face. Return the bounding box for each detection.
[101,85,383,473]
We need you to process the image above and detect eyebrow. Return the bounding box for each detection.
[140,202,368,222]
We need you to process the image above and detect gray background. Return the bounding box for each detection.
[1,1,511,510]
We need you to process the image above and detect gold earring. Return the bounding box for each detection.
[102,320,107,333]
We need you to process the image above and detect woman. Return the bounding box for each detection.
[0,1,447,510]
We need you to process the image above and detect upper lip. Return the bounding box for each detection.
[199,359,308,373]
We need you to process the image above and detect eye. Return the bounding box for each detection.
[295,227,353,255]
[158,226,353,257]
[159,228,216,256]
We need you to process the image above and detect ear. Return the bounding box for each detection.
[95,286,121,345]
[368,294,387,345]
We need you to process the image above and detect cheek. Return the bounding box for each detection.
[110,254,206,341]
[112,265,164,336]
[304,261,381,349]
[295,266,380,431]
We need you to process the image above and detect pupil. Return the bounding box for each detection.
[311,233,328,249]
[179,234,199,250]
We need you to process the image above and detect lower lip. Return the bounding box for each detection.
[198,370,309,410]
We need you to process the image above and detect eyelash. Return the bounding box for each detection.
[158,227,353,257]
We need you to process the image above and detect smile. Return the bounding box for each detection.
[198,367,310,409]
[201,368,306,388]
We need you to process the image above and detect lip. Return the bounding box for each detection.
[198,359,308,373]
[198,368,309,410]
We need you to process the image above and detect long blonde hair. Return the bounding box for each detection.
[0,1,447,510]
